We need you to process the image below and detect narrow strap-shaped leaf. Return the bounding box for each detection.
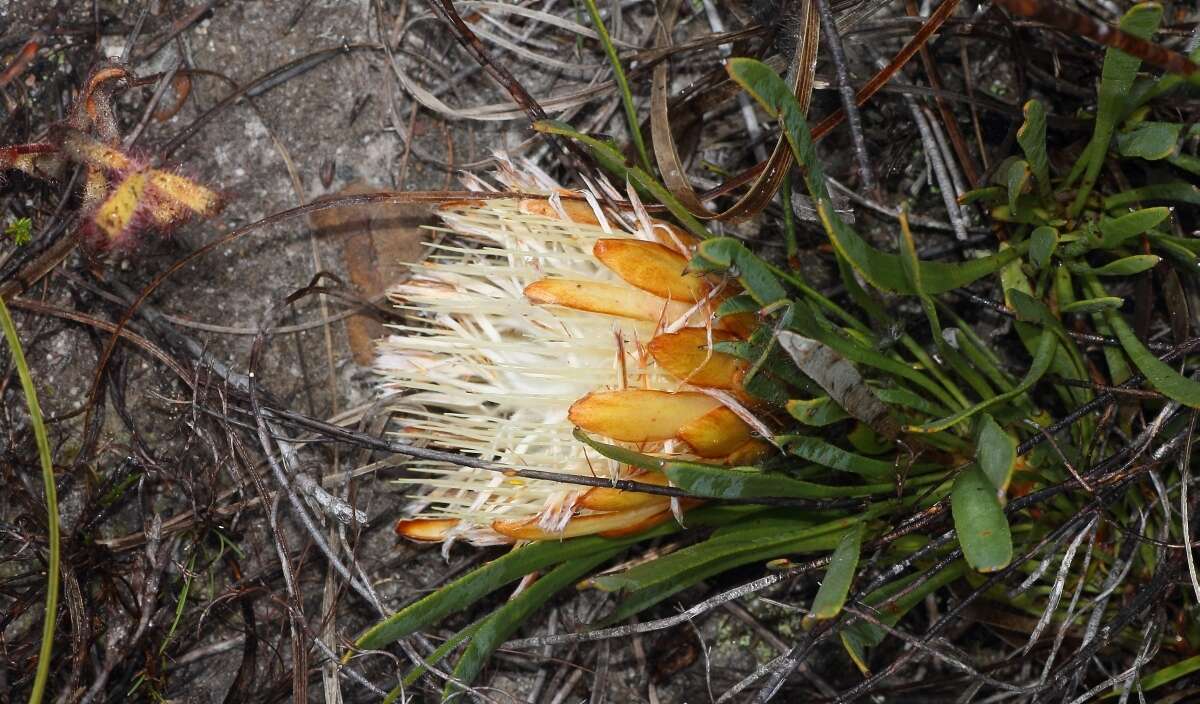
[976,414,1017,499]
[1017,99,1051,199]
[876,386,951,417]
[1097,207,1170,246]
[446,548,620,695]
[909,328,1056,433]
[581,0,651,172]
[840,560,966,673]
[599,530,845,625]
[1069,254,1160,276]
[1060,297,1124,314]
[695,237,789,305]
[805,523,865,623]
[388,621,483,701]
[951,465,1013,572]
[1066,3,1164,216]
[1112,654,1200,698]
[787,396,851,426]
[663,462,938,500]
[0,294,59,704]
[784,305,957,410]
[575,430,923,500]
[1104,182,1200,209]
[781,435,895,479]
[354,527,668,650]
[1088,275,1200,407]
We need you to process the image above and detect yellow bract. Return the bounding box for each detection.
[524,278,698,324]
[593,238,708,302]
[578,472,670,511]
[492,500,672,540]
[677,407,754,458]
[647,328,745,389]
[569,389,723,442]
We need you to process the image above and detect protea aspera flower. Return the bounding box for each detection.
[377,169,771,547]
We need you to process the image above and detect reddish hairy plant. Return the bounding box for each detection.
[0,60,222,252]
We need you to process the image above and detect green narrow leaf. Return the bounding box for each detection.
[1117,121,1182,160]
[1070,254,1160,276]
[732,328,823,404]
[939,316,1018,395]
[1104,654,1200,698]
[595,513,858,624]
[976,414,1016,499]
[1066,2,1164,216]
[834,252,889,323]
[909,328,1056,433]
[534,120,713,239]
[1127,43,1200,109]
[1029,226,1058,269]
[1168,152,1200,176]
[355,531,657,651]
[0,295,59,704]
[695,237,789,305]
[958,185,1006,205]
[875,386,951,417]
[1004,267,1092,411]
[951,466,1013,572]
[581,0,651,172]
[1089,303,1134,394]
[1098,207,1170,247]
[663,462,917,500]
[446,548,619,694]
[716,294,761,317]
[1017,99,1051,198]
[1004,159,1032,214]
[394,621,483,697]
[724,57,1024,295]
[804,523,865,623]
[1060,208,1170,258]
[1153,237,1200,272]
[596,513,812,593]
[1060,297,1124,314]
[781,435,895,479]
[1104,182,1200,209]
[786,397,851,426]
[1089,275,1200,407]
[784,304,959,411]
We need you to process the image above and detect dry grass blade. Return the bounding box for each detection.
[995,0,1199,76]
[710,2,819,223]
[650,0,707,215]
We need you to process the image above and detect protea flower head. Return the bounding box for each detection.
[377,163,771,548]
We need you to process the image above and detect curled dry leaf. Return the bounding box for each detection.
[778,330,898,440]
[312,181,430,365]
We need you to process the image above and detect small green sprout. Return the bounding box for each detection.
[4,217,32,245]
